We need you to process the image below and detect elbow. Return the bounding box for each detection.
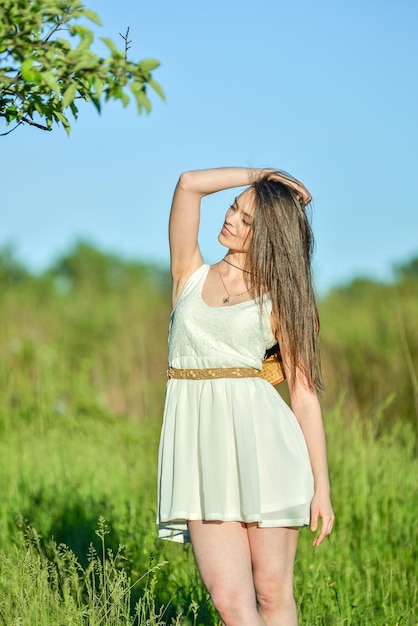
[177,170,198,192]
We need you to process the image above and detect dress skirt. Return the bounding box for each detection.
[157,376,314,543]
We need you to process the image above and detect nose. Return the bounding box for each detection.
[226,207,237,225]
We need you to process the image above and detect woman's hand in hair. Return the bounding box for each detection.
[262,170,312,206]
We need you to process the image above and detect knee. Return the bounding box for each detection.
[255,576,296,619]
[209,586,253,626]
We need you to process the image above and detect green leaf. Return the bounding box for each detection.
[132,88,151,114]
[100,37,118,54]
[90,96,101,113]
[54,110,71,135]
[93,77,104,98]
[130,81,144,94]
[73,25,92,38]
[21,59,41,83]
[148,79,165,100]
[41,71,61,94]
[138,58,160,72]
[44,5,65,16]
[81,9,102,26]
[70,101,79,118]
[62,83,77,108]
[33,99,48,116]
[120,91,129,107]
[72,59,96,73]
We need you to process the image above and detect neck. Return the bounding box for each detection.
[223,256,251,274]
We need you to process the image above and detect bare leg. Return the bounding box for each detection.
[188,520,265,626]
[248,525,300,626]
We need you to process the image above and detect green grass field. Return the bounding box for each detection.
[1,245,417,625]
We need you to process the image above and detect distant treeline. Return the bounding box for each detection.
[1,241,417,427]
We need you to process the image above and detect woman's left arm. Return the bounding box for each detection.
[288,374,335,546]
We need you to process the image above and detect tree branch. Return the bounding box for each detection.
[20,116,51,131]
[0,3,162,134]
[43,16,67,43]
[0,121,22,136]
[0,111,52,132]
[0,111,51,133]
[119,27,131,61]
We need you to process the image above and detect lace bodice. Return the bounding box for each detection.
[168,264,276,370]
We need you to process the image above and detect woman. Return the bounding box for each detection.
[157,167,334,626]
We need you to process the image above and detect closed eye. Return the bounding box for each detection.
[229,203,252,226]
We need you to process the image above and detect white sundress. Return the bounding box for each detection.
[157,263,314,543]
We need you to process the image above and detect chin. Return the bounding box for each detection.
[218,233,227,247]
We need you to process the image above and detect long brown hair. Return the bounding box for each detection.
[246,172,323,393]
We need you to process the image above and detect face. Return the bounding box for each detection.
[218,188,255,252]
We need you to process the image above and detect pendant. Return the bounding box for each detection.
[223,296,230,304]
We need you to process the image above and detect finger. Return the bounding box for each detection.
[313,516,334,547]
[326,512,335,534]
[267,174,311,205]
[298,195,312,207]
[313,526,328,547]
[299,189,312,205]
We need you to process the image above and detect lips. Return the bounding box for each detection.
[222,224,234,236]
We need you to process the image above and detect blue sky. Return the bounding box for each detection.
[2,0,417,294]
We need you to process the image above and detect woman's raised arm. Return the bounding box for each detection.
[169,167,257,304]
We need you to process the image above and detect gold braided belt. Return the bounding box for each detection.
[168,365,260,380]
[167,354,285,386]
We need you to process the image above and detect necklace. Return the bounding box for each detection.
[217,264,251,304]
[222,257,252,274]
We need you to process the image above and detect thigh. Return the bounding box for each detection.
[248,525,299,595]
[188,520,255,595]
